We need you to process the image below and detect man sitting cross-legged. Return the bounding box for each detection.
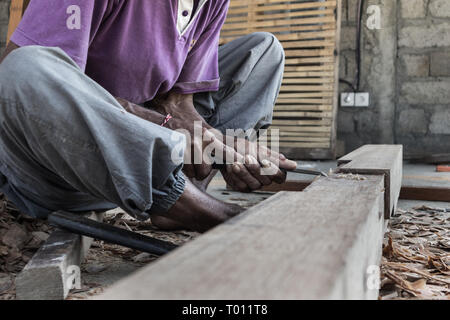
[0,0,297,232]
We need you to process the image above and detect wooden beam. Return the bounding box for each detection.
[6,0,30,44]
[16,212,103,300]
[263,182,450,202]
[98,174,386,300]
[261,180,310,192]
[400,186,450,202]
[337,145,403,218]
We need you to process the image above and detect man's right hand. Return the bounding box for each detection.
[116,95,297,191]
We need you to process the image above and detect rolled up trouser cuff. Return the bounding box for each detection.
[148,172,186,215]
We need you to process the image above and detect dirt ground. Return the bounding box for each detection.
[1,178,449,300]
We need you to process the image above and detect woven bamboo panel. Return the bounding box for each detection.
[220,0,342,159]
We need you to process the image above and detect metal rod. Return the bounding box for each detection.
[48,211,178,256]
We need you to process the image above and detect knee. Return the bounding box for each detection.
[249,32,285,63]
[0,46,73,98]
[2,46,54,75]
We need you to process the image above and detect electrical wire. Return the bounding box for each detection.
[339,79,357,92]
[339,0,364,93]
[355,0,364,91]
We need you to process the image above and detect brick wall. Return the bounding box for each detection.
[397,0,450,157]
[339,0,450,157]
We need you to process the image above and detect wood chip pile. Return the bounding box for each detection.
[0,193,53,299]
[380,205,450,300]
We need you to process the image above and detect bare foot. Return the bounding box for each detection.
[151,178,243,232]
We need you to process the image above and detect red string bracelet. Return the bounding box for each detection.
[161,114,173,127]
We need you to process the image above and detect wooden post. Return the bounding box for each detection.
[6,0,30,44]
[16,212,103,300]
[337,144,403,218]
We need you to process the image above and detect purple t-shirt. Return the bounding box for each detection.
[11,0,229,104]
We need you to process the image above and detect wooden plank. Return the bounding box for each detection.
[16,212,103,300]
[272,131,331,137]
[400,163,450,202]
[261,162,450,202]
[337,145,403,218]
[271,126,331,132]
[272,119,332,126]
[400,186,450,202]
[221,29,336,44]
[222,17,335,30]
[274,105,333,111]
[225,9,336,23]
[283,71,335,77]
[98,175,385,300]
[283,65,335,72]
[261,180,309,192]
[228,0,337,12]
[278,92,334,98]
[282,78,335,84]
[261,183,450,202]
[275,142,330,148]
[6,0,30,43]
[222,20,336,33]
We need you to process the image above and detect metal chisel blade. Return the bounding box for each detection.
[211,163,327,177]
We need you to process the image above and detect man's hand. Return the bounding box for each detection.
[150,92,217,180]
[117,92,298,191]
[220,138,297,192]
[117,93,224,181]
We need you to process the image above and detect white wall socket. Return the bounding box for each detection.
[340,92,355,107]
[355,92,370,107]
[340,92,370,107]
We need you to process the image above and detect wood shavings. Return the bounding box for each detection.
[329,168,367,181]
[0,193,53,300]
[332,173,367,181]
[380,205,450,300]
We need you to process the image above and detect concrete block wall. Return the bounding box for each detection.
[397,0,450,157]
[0,0,448,157]
[339,0,450,157]
[0,0,10,50]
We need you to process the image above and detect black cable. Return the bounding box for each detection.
[355,0,365,91]
[339,78,356,92]
[339,1,364,93]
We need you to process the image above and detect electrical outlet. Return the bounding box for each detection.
[355,92,370,107]
[340,92,355,107]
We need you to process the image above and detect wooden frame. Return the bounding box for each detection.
[6,0,30,44]
[220,0,342,159]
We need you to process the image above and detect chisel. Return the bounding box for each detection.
[211,163,328,177]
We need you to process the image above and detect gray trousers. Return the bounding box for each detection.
[0,32,284,220]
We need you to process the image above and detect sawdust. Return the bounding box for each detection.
[332,173,367,181]
[380,205,450,300]
[327,168,367,181]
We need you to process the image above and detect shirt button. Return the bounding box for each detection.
[182,10,189,17]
